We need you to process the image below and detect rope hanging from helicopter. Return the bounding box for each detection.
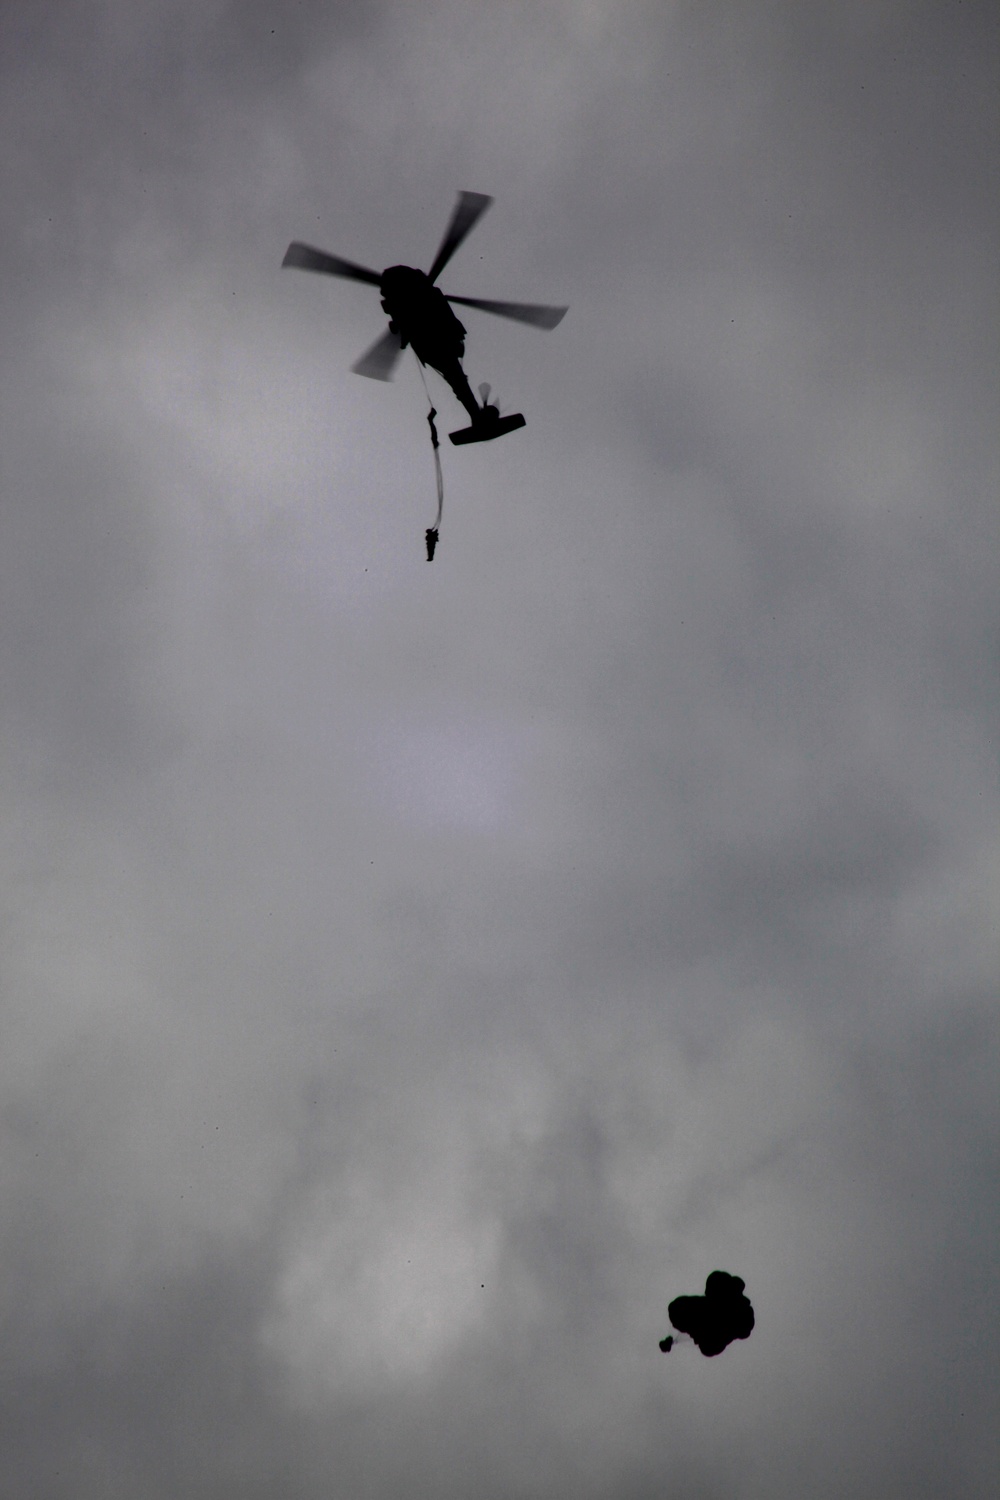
[416,357,444,559]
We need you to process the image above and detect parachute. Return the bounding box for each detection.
[659,1271,754,1357]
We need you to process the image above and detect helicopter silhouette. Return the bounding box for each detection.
[282,191,567,444]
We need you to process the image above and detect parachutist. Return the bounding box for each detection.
[425,527,439,561]
[661,1271,754,1357]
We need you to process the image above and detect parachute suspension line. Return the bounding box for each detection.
[416,358,444,559]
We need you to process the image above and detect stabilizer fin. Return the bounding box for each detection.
[449,412,526,446]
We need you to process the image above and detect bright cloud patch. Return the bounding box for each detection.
[263,1172,501,1398]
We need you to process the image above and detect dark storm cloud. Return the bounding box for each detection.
[0,1,996,1497]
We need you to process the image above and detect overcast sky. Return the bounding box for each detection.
[1,2,997,1496]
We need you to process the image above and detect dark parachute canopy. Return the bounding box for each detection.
[659,1271,754,1357]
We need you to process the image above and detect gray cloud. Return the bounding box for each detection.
[1,1,996,1495]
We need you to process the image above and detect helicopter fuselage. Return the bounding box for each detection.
[378,265,480,420]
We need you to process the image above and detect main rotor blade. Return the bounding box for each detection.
[427,191,493,284]
[445,294,568,330]
[351,327,404,381]
[282,242,382,286]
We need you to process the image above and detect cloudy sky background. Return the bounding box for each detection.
[1,2,997,1495]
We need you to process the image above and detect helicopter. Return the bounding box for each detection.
[282,191,567,444]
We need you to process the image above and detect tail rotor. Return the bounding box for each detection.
[478,382,502,418]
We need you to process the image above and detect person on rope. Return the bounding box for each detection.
[424,401,444,560]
